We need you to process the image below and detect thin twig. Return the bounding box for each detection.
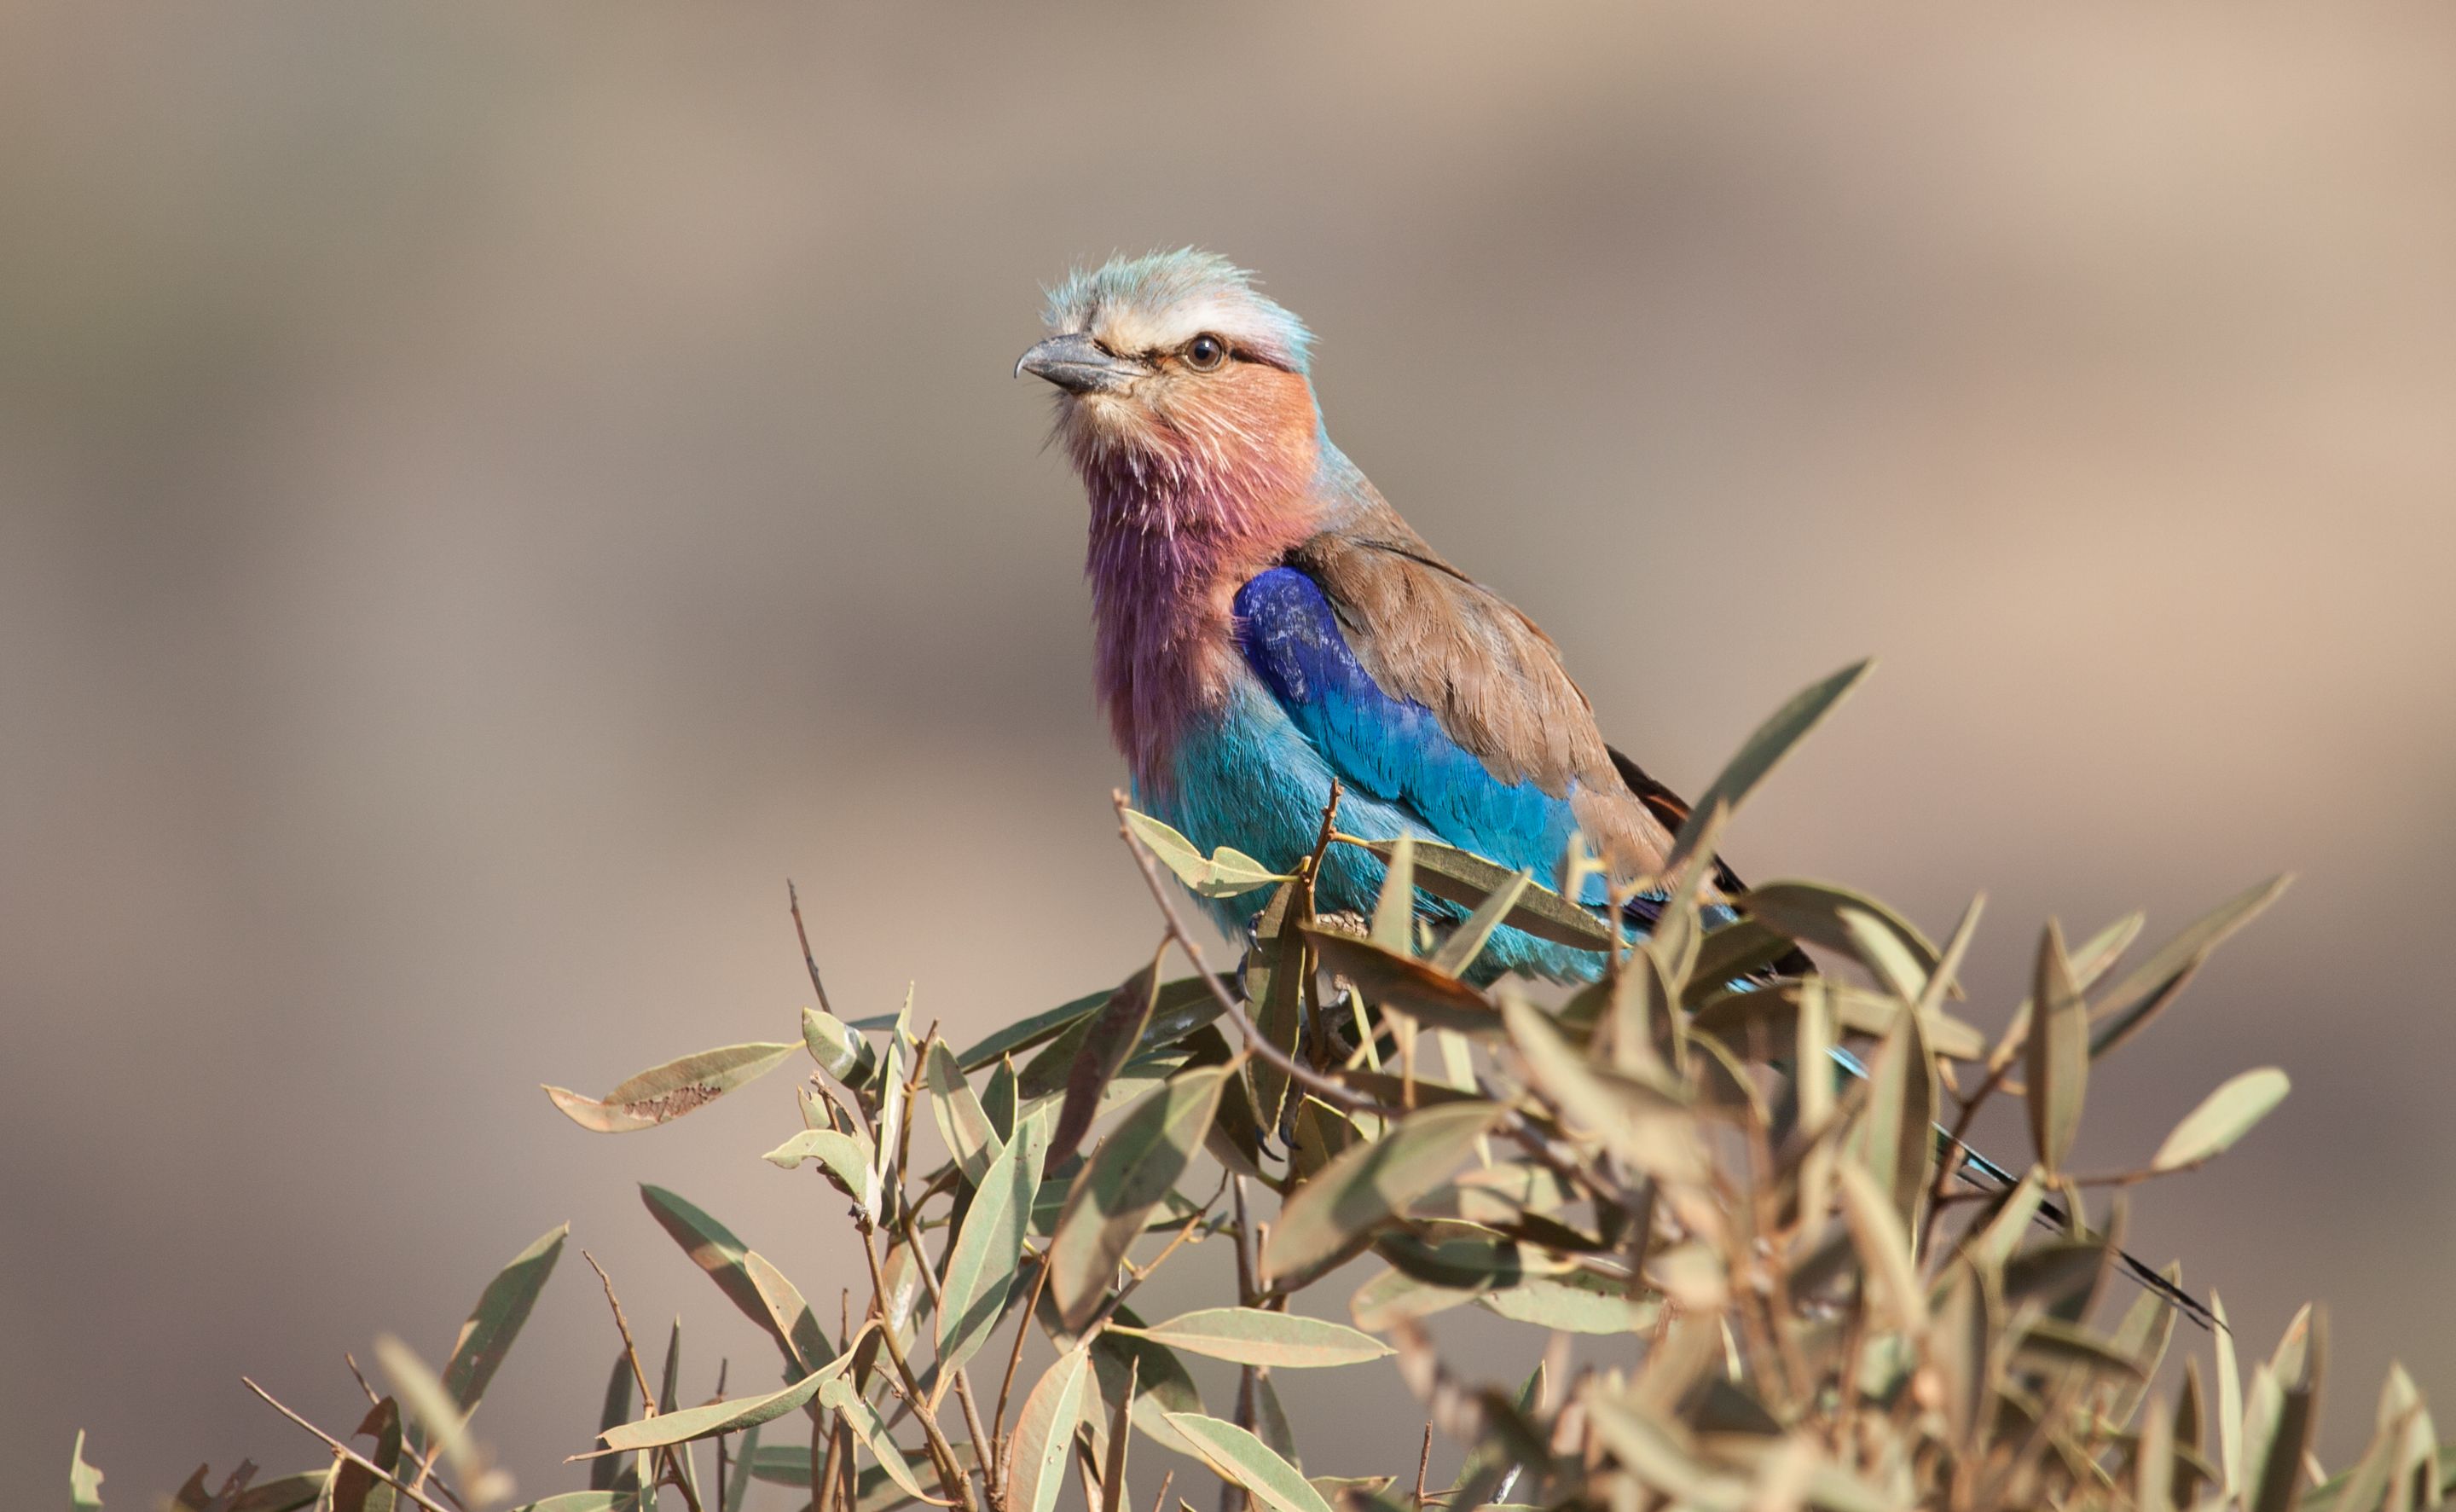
[790,879,838,1019]
[240,1376,457,1512]
[862,1225,976,1511]
[1414,1421,1434,1509]
[993,1252,1055,1464]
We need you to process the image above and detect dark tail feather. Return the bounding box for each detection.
[1946,1131,2219,1332]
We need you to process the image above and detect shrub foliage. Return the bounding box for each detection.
[88,665,2449,1512]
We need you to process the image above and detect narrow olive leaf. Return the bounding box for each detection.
[1690,979,1986,1063]
[1300,930,1499,1034]
[1244,880,1309,1133]
[1848,1000,1934,1233]
[1352,838,1614,951]
[2090,875,2292,1057]
[69,1429,104,1512]
[921,1038,1003,1186]
[1260,1100,1498,1284]
[510,1496,638,1512]
[938,1109,1047,1376]
[2013,1318,2150,1382]
[1100,1354,1137,1512]
[2025,919,2088,1173]
[1685,918,1803,1004]
[817,1376,930,1503]
[2152,1069,2291,1172]
[1049,1066,1230,1330]
[2109,1264,2185,1427]
[1841,907,1929,1005]
[1583,1395,1746,1512]
[2216,1292,2245,1497]
[1351,1266,1480,1330]
[1501,996,1702,1183]
[1122,808,1291,897]
[1428,867,1535,978]
[595,1342,857,1452]
[589,1352,634,1492]
[640,1187,831,1374]
[959,987,1110,1071]
[1371,835,1418,954]
[2140,1390,2178,1512]
[802,1007,878,1087]
[1254,1373,1300,1472]
[1009,1344,1093,1512]
[1665,659,1871,878]
[1163,1413,1336,1512]
[1740,880,1946,994]
[1112,1308,1393,1370]
[440,1222,566,1413]
[1050,955,1163,1167]
[1969,1170,2047,1274]
[722,1423,760,1512]
[1928,1257,1994,1451]
[1836,1163,1926,1335]
[761,1127,873,1193]
[1476,1272,1659,1335]
[1088,1306,1208,1458]
[544,1042,801,1133]
[377,1335,513,1505]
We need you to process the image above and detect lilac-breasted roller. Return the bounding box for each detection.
[1013,251,2211,1324]
[1016,249,1752,976]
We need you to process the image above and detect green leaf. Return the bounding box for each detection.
[818,1376,930,1503]
[597,1346,855,1452]
[1428,867,1535,978]
[1739,880,1945,995]
[1501,995,1702,1183]
[1260,1100,1498,1285]
[925,1038,1004,1185]
[1112,1308,1393,1369]
[1370,835,1418,953]
[938,1109,1048,1376]
[1048,1066,1231,1330]
[2024,919,2088,1173]
[2091,876,2292,1058]
[69,1430,103,1512]
[1927,1258,1994,1452]
[1163,1414,1336,1512]
[1849,999,1934,1234]
[1474,1272,1658,1335]
[543,1041,801,1133]
[761,1127,874,1193]
[1836,1163,1926,1334]
[640,1186,831,1375]
[1089,1311,1208,1458]
[1009,1344,1093,1512]
[376,1335,513,1507]
[1249,882,1311,1134]
[440,1223,567,1413]
[1300,929,1500,1034]
[1050,956,1163,1166]
[1350,837,1614,952]
[2152,1069,2291,1172]
[802,1007,879,1087]
[1665,660,1871,878]
[1583,1394,1746,1512]
[588,1353,634,1493]
[1123,808,1291,897]
[1691,979,1985,1063]
[511,1496,640,1512]
[1351,1266,1480,1330]
[958,987,1109,1072]
[1685,918,1804,1004]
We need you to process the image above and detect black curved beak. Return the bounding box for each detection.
[1015,332,1147,395]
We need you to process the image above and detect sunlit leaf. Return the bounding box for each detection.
[69,1430,103,1512]
[1835,1163,1926,1334]
[1690,979,1984,1063]
[1123,808,1291,897]
[440,1223,567,1413]
[1088,1308,1208,1458]
[1048,1066,1230,1330]
[1164,1414,1335,1512]
[2024,919,2088,1173]
[543,1042,801,1133]
[1739,878,1944,996]
[938,1109,1047,1376]
[2152,1069,2291,1172]
[596,1346,855,1452]
[1350,837,1614,951]
[1501,995,1701,1183]
[1427,866,1535,978]
[1665,660,1871,880]
[1927,1257,1994,1451]
[802,1007,879,1087]
[761,1127,873,1194]
[376,1335,515,1506]
[2091,876,2292,1058]
[818,1376,930,1503]
[1476,1271,1657,1335]
[640,1186,831,1375]
[926,1039,1004,1185]
[1010,1344,1093,1512]
[958,987,1109,1072]
[1112,1308,1392,1370]
[1260,1100,1498,1285]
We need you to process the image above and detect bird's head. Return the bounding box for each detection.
[1018,250,1322,520]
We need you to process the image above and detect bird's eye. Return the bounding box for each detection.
[1183,333,1228,372]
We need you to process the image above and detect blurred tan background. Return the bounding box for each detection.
[5,2,2454,1500]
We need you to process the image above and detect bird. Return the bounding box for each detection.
[1016,248,2212,1328]
[1015,248,1736,973]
